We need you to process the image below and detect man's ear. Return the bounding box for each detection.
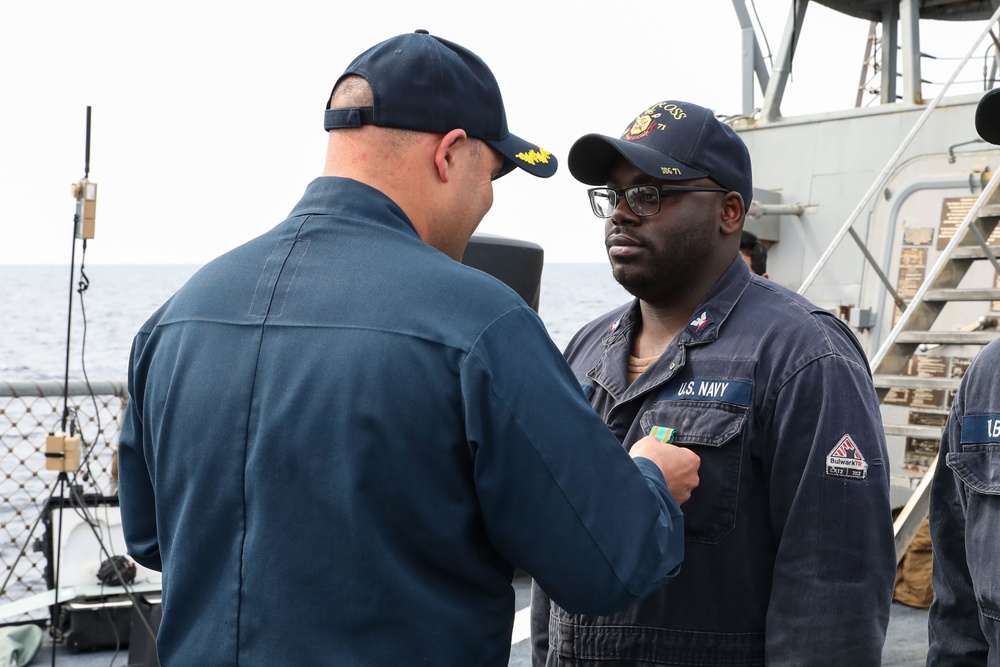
[434,129,469,183]
[720,192,745,235]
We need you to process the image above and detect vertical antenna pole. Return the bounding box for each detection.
[84,106,91,179]
[61,107,91,432]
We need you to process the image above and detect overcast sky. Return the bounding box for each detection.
[0,1,990,266]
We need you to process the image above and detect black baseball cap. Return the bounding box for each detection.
[568,100,753,208]
[324,30,557,179]
[976,88,1000,145]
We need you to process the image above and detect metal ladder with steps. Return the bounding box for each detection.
[865,172,1000,562]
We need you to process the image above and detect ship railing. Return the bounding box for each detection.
[0,379,126,622]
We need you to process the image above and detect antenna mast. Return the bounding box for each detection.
[59,107,97,433]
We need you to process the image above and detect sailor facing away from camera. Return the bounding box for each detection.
[117,32,700,667]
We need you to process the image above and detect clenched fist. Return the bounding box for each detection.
[629,435,701,505]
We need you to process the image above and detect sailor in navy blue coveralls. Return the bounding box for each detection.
[926,83,1000,667]
[531,98,895,667]
[928,338,1000,665]
[531,257,896,666]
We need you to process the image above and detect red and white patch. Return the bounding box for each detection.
[826,434,868,479]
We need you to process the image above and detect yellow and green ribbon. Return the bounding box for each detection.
[648,425,676,443]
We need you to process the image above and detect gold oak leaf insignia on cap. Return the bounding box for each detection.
[515,147,552,165]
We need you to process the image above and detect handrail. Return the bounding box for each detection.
[879,171,1000,553]
[869,172,1000,371]
[892,453,937,564]
[0,379,127,398]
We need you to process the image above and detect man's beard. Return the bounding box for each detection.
[610,261,685,303]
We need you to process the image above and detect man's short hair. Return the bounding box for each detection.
[329,75,374,108]
[740,231,767,276]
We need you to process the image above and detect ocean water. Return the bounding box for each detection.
[1,262,630,382]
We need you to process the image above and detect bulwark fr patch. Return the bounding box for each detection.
[826,434,868,480]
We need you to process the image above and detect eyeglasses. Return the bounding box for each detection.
[587,184,730,218]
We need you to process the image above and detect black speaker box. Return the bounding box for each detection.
[462,234,544,312]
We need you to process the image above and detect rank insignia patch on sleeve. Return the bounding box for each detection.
[826,434,868,479]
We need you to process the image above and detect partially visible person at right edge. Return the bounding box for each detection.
[530,99,896,666]
[926,88,1000,666]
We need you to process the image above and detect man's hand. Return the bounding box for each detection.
[629,435,700,504]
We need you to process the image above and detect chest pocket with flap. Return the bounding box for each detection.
[639,376,751,544]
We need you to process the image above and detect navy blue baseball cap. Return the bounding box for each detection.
[976,88,1000,144]
[324,30,557,179]
[568,100,753,208]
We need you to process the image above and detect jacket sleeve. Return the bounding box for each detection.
[762,353,895,666]
[118,334,163,572]
[463,305,684,616]
[927,383,990,664]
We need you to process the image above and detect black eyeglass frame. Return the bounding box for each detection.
[587,184,731,218]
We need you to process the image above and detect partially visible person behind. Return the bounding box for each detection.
[531,99,896,666]
[118,33,700,667]
[740,229,769,278]
[926,86,1000,666]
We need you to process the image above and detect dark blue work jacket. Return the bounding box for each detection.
[929,337,1000,665]
[531,258,896,666]
[118,177,686,667]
